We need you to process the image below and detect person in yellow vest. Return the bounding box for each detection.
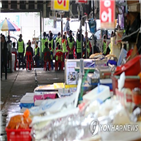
[103,35,107,55]
[62,35,68,60]
[84,32,92,58]
[17,34,25,69]
[41,32,48,66]
[34,41,40,67]
[67,30,75,59]
[48,33,54,70]
[76,33,82,59]
[55,32,61,46]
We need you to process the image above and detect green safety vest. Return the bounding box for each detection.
[56,37,61,45]
[24,45,28,56]
[86,40,90,55]
[18,41,24,53]
[41,38,48,53]
[35,47,39,55]
[56,50,63,61]
[103,42,107,54]
[48,39,54,52]
[62,41,68,53]
[67,38,74,54]
[76,40,82,53]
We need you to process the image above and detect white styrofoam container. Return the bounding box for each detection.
[83,85,111,102]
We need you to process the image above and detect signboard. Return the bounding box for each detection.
[76,0,87,3]
[52,0,69,11]
[66,61,77,85]
[100,0,115,29]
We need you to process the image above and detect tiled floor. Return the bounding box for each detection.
[1,68,64,140]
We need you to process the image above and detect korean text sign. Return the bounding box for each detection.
[100,0,115,29]
[52,0,69,11]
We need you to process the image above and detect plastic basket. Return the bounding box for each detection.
[6,128,32,141]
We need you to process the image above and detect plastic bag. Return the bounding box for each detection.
[7,109,32,129]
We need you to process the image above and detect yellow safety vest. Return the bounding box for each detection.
[67,38,74,54]
[41,38,48,53]
[62,41,68,53]
[48,39,54,52]
[103,42,107,54]
[76,40,82,53]
[86,40,90,56]
[18,41,24,53]
[35,47,39,55]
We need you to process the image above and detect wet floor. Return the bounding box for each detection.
[1,68,64,140]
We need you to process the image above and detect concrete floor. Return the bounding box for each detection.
[0,68,64,140]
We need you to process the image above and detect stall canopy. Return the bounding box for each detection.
[0,18,20,31]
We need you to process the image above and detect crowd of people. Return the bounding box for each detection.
[1,27,103,79]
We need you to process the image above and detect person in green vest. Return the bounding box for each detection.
[34,41,40,67]
[67,30,75,59]
[76,33,82,59]
[55,32,61,46]
[103,35,107,55]
[48,33,54,70]
[17,34,25,69]
[41,32,48,66]
[62,35,68,59]
[84,32,92,58]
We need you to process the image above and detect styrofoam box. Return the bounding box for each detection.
[83,85,111,102]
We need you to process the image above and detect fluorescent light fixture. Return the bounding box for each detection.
[0,1,2,8]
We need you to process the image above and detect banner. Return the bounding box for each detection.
[52,0,69,11]
[100,0,115,29]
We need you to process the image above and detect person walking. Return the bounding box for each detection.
[34,41,40,67]
[1,35,7,80]
[67,30,75,59]
[48,33,54,70]
[17,34,25,69]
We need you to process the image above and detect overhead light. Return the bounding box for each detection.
[0,1,2,8]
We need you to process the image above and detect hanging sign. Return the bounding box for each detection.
[51,0,69,11]
[100,0,115,29]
